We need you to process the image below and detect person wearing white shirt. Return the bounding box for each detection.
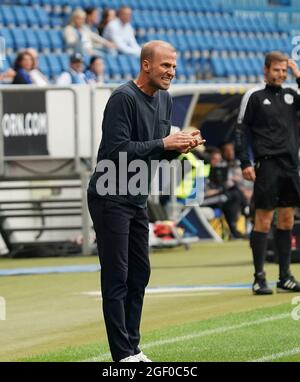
[64,8,115,56]
[26,48,49,86]
[102,6,141,56]
[56,53,87,85]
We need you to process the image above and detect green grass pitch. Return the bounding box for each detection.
[0,241,300,362]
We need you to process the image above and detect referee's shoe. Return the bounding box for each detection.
[252,272,273,295]
[277,274,300,293]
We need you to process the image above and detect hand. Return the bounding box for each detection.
[242,166,256,182]
[187,130,206,152]
[163,131,205,152]
[104,40,116,49]
[0,68,16,81]
[288,59,300,79]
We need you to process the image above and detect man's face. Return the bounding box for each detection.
[222,143,235,161]
[264,60,288,86]
[92,58,104,76]
[145,48,176,91]
[119,8,132,24]
[89,10,99,25]
[74,14,85,28]
[71,61,83,73]
[211,153,222,167]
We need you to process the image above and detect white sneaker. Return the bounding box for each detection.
[135,351,152,362]
[119,355,140,362]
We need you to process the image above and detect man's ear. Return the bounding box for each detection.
[143,59,150,73]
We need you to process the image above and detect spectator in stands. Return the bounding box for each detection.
[85,7,100,33]
[98,8,116,36]
[85,56,105,84]
[56,53,87,85]
[221,141,253,206]
[102,5,141,56]
[12,51,34,85]
[0,67,16,83]
[64,8,115,57]
[26,48,49,86]
[205,148,247,239]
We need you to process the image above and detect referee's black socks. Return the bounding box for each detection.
[250,231,268,276]
[274,228,292,281]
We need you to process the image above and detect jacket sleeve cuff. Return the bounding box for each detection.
[296,77,300,87]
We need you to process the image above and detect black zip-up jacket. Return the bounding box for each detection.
[88,80,173,208]
[235,78,300,170]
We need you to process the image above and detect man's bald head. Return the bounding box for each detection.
[140,40,176,68]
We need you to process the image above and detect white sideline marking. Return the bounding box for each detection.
[82,312,289,362]
[249,347,300,362]
[80,284,251,298]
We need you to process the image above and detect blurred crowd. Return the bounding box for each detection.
[0,5,141,85]
[160,136,254,240]
[0,5,254,239]
[202,141,253,239]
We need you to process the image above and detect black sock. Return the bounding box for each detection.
[274,229,292,280]
[250,231,268,276]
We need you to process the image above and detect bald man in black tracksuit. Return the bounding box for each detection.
[236,51,300,295]
[87,41,204,362]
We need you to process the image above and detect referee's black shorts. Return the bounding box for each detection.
[254,157,300,210]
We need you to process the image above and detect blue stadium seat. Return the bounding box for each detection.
[34,6,50,27]
[24,29,39,50]
[210,34,225,52]
[177,14,190,31]
[211,56,226,77]
[186,34,198,52]
[7,54,16,68]
[58,53,70,72]
[0,29,14,51]
[131,11,145,30]
[49,16,64,28]
[117,54,132,78]
[141,12,153,30]
[223,58,236,77]
[14,0,31,4]
[36,29,51,51]
[46,54,62,78]
[186,15,198,32]
[127,54,140,77]
[233,57,244,77]
[244,34,255,52]
[176,34,188,52]
[158,14,172,31]
[222,34,234,51]
[13,6,27,27]
[47,30,64,51]
[81,0,101,7]
[174,57,187,80]
[197,33,211,51]
[168,14,181,31]
[203,33,215,51]
[150,12,162,30]
[1,6,15,26]
[198,14,211,32]
[104,53,121,79]
[23,6,39,27]
[11,28,27,50]
[38,54,51,79]
[243,57,256,76]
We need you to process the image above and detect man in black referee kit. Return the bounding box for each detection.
[88,40,204,361]
[236,51,300,295]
